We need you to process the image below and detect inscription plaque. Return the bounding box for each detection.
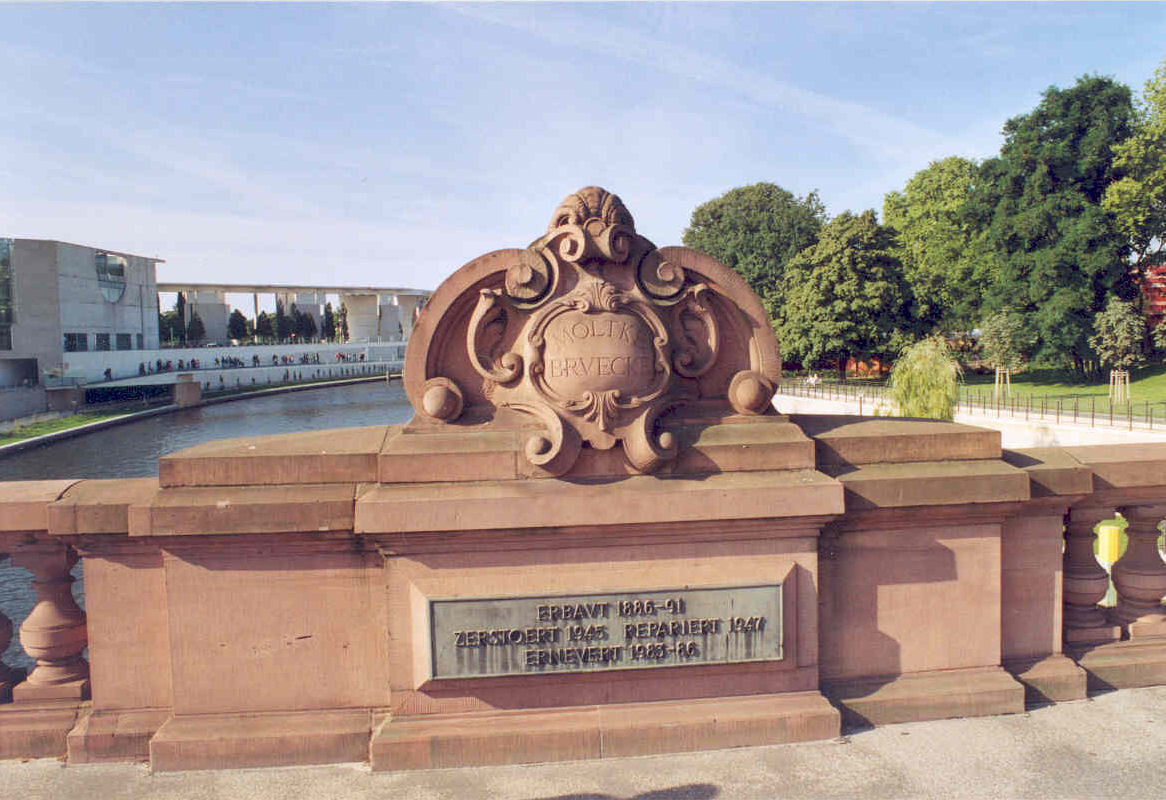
[429,585,782,679]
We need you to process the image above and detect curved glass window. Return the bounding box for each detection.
[95,251,127,303]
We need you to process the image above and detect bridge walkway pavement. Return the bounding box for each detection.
[1,685,1163,799]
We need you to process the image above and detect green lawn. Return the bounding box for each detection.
[0,412,128,446]
[958,363,1166,422]
[962,362,1166,399]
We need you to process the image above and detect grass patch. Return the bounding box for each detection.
[0,412,128,446]
[962,362,1166,401]
[957,363,1166,422]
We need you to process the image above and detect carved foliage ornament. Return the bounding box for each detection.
[416,187,775,475]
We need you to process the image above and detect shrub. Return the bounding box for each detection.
[889,337,963,420]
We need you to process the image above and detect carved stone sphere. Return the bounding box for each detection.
[422,381,463,421]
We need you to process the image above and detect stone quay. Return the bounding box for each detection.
[1,187,1165,772]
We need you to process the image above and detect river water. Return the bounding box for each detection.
[0,380,414,668]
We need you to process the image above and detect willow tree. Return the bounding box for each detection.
[889,337,963,421]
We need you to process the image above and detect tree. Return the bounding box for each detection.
[227,309,250,341]
[883,157,987,332]
[889,337,963,421]
[1089,296,1147,370]
[978,310,1028,371]
[255,311,274,342]
[979,75,1138,376]
[185,312,206,346]
[338,303,349,342]
[176,292,187,347]
[158,309,180,346]
[275,300,291,342]
[1104,61,1166,276]
[296,308,317,341]
[1153,320,1166,356]
[777,210,915,379]
[323,302,336,341]
[682,183,826,319]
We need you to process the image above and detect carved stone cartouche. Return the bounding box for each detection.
[403,187,781,476]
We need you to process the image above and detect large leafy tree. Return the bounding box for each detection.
[777,210,914,378]
[227,309,250,341]
[979,75,1138,376]
[1105,61,1166,276]
[883,157,987,332]
[682,183,826,318]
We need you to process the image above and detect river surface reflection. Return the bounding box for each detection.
[2,380,413,480]
[0,380,414,668]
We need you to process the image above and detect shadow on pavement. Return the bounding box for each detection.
[529,784,718,800]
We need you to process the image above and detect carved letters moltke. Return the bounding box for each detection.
[429,585,783,680]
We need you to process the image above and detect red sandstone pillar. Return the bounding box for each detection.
[9,544,89,701]
[1112,505,1166,637]
[1062,506,1121,646]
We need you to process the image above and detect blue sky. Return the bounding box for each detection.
[2,2,1164,291]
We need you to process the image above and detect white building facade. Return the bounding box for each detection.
[0,238,161,389]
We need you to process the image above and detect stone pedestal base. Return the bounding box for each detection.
[12,677,89,703]
[822,667,1025,730]
[1127,618,1166,640]
[370,692,840,772]
[1069,640,1166,691]
[149,709,375,772]
[66,708,170,763]
[1003,655,1088,705]
[1064,623,1122,647]
[0,699,85,760]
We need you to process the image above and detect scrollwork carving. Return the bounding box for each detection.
[467,289,523,385]
[672,284,720,379]
[622,402,679,474]
[502,400,582,478]
[406,186,782,476]
[637,249,685,301]
[504,248,554,305]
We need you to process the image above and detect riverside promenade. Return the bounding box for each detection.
[2,685,1164,799]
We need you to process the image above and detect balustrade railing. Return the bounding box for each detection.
[0,540,89,705]
[1063,504,1166,647]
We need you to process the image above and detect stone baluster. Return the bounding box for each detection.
[9,543,89,701]
[1112,504,1166,638]
[1063,506,1121,646]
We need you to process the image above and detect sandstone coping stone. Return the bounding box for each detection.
[1002,447,1094,500]
[47,478,159,536]
[791,415,1001,467]
[0,480,80,534]
[355,468,843,535]
[822,459,1030,512]
[158,425,390,487]
[126,483,357,536]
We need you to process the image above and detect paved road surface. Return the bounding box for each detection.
[2,686,1163,799]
